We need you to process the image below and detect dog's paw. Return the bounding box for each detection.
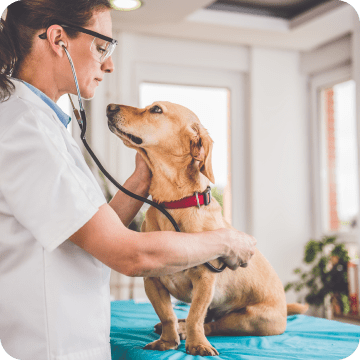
[186,340,219,356]
[154,319,187,340]
[144,338,180,351]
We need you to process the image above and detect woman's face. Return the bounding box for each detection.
[67,10,114,99]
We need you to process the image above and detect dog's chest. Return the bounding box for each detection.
[159,272,194,303]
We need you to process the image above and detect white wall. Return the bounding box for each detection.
[250,48,311,303]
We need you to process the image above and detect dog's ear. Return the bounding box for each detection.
[190,123,215,184]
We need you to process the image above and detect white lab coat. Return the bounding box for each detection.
[0,80,111,360]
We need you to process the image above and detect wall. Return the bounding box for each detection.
[250,48,310,303]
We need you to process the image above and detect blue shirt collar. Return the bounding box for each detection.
[20,80,72,128]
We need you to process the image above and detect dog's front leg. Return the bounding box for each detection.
[186,272,219,356]
[143,277,180,351]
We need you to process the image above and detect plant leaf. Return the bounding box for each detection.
[305,240,320,263]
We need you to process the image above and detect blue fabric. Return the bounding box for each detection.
[21,81,71,128]
[111,300,360,360]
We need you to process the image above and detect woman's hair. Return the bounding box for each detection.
[0,0,112,102]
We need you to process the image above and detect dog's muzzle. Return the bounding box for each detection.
[106,104,121,133]
[106,104,120,117]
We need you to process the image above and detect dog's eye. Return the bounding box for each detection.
[150,105,163,114]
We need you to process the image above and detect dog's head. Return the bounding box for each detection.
[106,101,215,185]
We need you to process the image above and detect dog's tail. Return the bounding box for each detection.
[287,303,309,315]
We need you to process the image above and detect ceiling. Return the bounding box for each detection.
[111,0,355,52]
[207,0,334,19]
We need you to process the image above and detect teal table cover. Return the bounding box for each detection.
[110,300,360,359]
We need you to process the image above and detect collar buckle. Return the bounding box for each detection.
[203,186,212,206]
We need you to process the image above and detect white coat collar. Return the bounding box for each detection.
[11,79,65,127]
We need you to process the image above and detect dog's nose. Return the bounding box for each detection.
[106,104,120,116]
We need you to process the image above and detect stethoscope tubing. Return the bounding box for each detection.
[78,108,183,233]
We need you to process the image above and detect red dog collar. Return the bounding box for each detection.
[159,186,212,209]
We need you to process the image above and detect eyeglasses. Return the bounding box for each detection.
[39,24,118,63]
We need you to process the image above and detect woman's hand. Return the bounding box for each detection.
[219,229,257,270]
[133,152,152,195]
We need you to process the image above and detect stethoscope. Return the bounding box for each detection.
[59,40,226,273]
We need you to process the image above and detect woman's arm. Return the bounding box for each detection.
[69,203,256,277]
[108,174,149,228]
[109,153,151,227]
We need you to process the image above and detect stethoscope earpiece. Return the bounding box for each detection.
[58,41,66,49]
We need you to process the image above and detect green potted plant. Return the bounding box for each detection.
[285,235,351,317]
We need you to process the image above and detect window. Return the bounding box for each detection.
[320,80,358,233]
[139,82,232,222]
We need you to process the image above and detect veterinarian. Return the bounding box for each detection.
[0,1,257,359]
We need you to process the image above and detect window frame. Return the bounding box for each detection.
[310,64,355,238]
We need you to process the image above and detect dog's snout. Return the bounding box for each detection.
[106,104,121,116]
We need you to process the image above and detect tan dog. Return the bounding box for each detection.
[106,101,308,356]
